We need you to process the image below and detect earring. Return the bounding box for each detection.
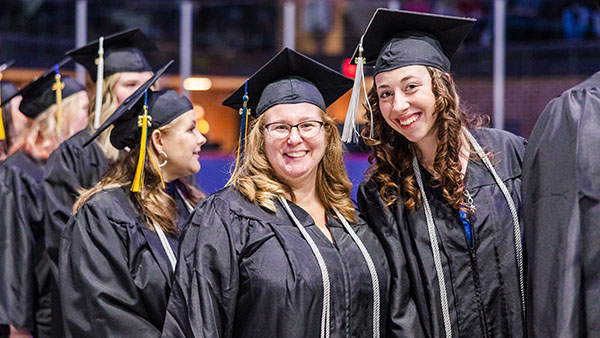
[158,150,168,168]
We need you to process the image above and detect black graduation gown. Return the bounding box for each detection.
[358,128,526,338]
[43,128,109,279]
[0,150,52,337]
[162,186,390,338]
[59,185,192,338]
[522,72,600,337]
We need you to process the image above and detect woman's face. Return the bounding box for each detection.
[9,95,27,136]
[155,110,206,182]
[375,65,438,148]
[67,91,90,137]
[263,102,326,188]
[113,71,153,104]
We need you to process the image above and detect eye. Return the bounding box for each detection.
[273,123,290,131]
[378,90,392,99]
[405,83,419,92]
[299,122,316,129]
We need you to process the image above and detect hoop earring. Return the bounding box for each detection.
[158,150,168,168]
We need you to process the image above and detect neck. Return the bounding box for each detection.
[415,133,438,173]
[288,177,320,209]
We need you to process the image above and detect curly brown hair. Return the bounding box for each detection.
[231,109,357,223]
[363,66,484,214]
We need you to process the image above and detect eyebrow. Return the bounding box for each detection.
[377,75,421,90]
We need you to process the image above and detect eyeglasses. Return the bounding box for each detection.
[264,120,325,139]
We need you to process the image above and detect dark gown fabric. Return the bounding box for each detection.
[162,186,390,338]
[358,128,527,338]
[0,150,51,337]
[43,128,109,279]
[58,184,192,338]
[42,128,109,338]
[522,72,600,337]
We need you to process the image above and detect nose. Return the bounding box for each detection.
[196,130,207,146]
[392,93,410,115]
[287,126,302,144]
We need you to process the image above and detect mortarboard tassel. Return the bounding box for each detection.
[93,36,105,129]
[225,80,250,187]
[52,64,65,140]
[131,90,151,192]
[0,73,5,140]
[341,37,373,143]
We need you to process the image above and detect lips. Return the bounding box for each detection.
[284,151,308,158]
[397,112,421,128]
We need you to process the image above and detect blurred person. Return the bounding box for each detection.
[59,62,205,337]
[162,48,390,338]
[523,69,600,337]
[344,9,527,337]
[0,61,27,163]
[0,63,88,338]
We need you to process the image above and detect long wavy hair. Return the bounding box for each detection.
[74,124,203,234]
[363,66,485,214]
[11,91,88,160]
[231,109,357,223]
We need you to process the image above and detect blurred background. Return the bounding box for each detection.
[1,0,598,196]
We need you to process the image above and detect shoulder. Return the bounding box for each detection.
[77,186,139,227]
[471,127,526,157]
[193,186,271,223]
[51,128,99,159]
[0,151,44,184]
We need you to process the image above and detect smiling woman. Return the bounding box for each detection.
[59,63,205,338]
[351,9,528,338]
[162,48,390,338]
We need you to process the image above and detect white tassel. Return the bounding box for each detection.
[93,36,105,129]
[341,37,373,143]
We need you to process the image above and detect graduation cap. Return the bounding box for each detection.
[222,47,353,117]
[221,48,353,186]
[14,59,85,119]
[341,9,476,143]
[67,28,155,129]
[84,60,190,192]
[0,59,17,140]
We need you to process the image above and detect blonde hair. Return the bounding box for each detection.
[230,109,357,223]
[75,122,203,234]
[14,91,87,159]
[88,73,122,161]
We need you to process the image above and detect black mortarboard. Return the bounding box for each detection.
[1,60,17,107]
[222,48,353,117]
[83,60,189,150]
[14,59,86,118]
[66,28,155,82]
[350,9,476,74]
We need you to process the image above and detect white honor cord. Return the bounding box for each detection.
[278,196,331,338]
[176,187,195,213]
[462,127,525,316]
[93,36,104,129]
[153,222,177,272]
[333,209,381,338]
[412,156,453,338]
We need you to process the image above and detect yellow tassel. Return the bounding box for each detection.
[0,73,5,140]
[148,150,165,189]
[52,71,65,140]
[131,104,151,192]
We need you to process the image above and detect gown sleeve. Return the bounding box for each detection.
[43,141,90,278]
[59,200,161,338]
[357,180,426,338]
[162,196,242,338]
[0,167,43,332]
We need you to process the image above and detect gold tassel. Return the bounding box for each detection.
[0,73,5,140]
[52,67,65,140]
[225,96,250,187]
[131,103,151,192]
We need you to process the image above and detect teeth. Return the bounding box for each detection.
[400,114,419,126]
[286,151,307,158]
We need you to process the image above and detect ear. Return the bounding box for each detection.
[443,72,452,82]
[150,129,163,154]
